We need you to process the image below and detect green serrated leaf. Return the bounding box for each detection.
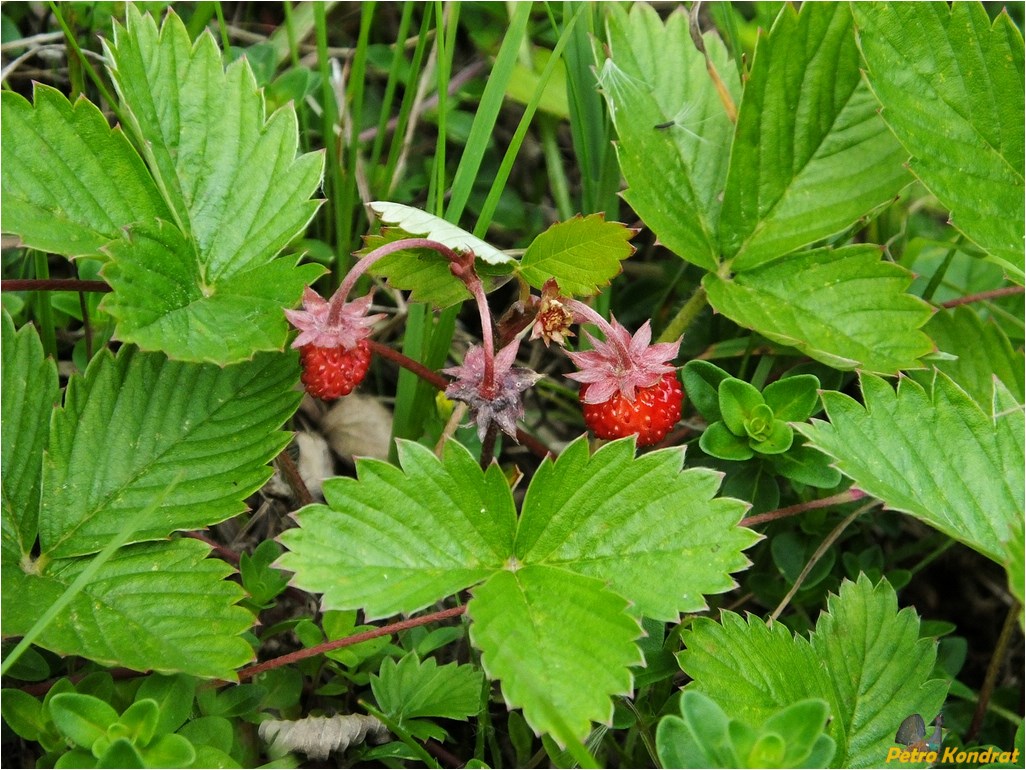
[720,3,910,269]
[854,3,1025,274]
[359,229,470,308]
[914,306,1025,408]
[278,440,516,620]
[679,575,948,768]
[2,539,253,679]
[518,214,635,296]
[0,86,171,258]
[101,220,324,365]
[797,373,1024,570]
[600,4,738,271]
[704,246,934,374]
[38,346,300,559]
[101,7,325,363]
[2,310,59,558]
[468,566,642,748]
[371,653,483,723]
[515,437,757,620]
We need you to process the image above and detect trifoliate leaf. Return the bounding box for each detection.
[371,653,483,723]
[101,7,325,363]
[1,311,59,558]
[704,246,934,374]
[913,306,1025,408]
[720,3,910,269]
[600,4,738,272]
[0,86,171,258]
[100,220,322,364]
[468,566,642,747]
[369,202,513,265]
[854,3,1025,276]
[515,437,757,620]
[1,539,253,679]
[797,373,1024,572]
[278,440,517,620]
[39,346,301,560]
[518,215,635,296]
[679,575,948,768]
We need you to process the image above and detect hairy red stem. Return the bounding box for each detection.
[739,488,866,528]
[2,278,112,293]
[940,285,1023,309]
[236,605,468,682]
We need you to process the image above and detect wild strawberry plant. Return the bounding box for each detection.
[0,2,1022,768]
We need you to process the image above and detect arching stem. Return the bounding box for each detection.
[327,237,462,325]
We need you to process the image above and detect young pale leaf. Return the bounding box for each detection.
[679,575,948,768]
[704,246,933,374]
[517,215,635,296]
[657,691,737,769]
[0,86,170,258]
[468,566,642,748]
[854,3,1025,275]
[1,311,59,558]
[371,653,483,723]
[102,7,325,363]
[277,440,517,620]
[101,221,323,364]
[913,306,1025,408]
[600,4,738,271]
[369,202,513,265]
[720,3,910,270]
[39,346,301,560]
[1,539,253,679]
[797,373,1024,571]
[514,437,757,620]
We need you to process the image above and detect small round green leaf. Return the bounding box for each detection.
[682,361,732,422]
[117,699,159,747]
[769,446,842,489]
[763,375,821,422]
[743,404,776,442]
[719,378,766,436]
[138,733,196,768]
[701,421,755,461]
[750,420,793,455]
[49,693,118,749]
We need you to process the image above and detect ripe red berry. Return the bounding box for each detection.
[299,340,371,400]
[580,371,683,447]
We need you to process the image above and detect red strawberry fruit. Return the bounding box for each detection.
[564,302,683,447]
[286,287,384,401]
[299,340,372,400]
[580,371,683,447]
